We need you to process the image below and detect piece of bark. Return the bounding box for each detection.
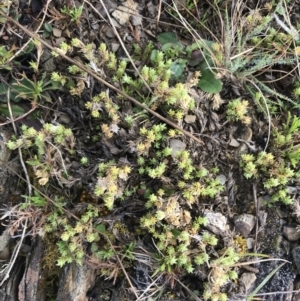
[18,237,46,301]
[56,261,96,301]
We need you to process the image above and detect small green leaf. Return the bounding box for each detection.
[170,59,187,81]
[150,49,159,63]
[171,229,181,238]
[0,83,18,102]
[0,104,25,117]
[26,160,41,166]
[157,32,180,45]
[95,224,106,233]
[143,187,153,199]
[22,193,47,207]
[198,61,222,93]
[91,243,98,252]
[0,65,12,71]
[44,23,53,33]
[18,41,35,57]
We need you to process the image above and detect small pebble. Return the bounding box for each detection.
[204,210,228,235]
[239,272,257,293]
[52,27,62,38]
[234,214,256,237]
[170,139,186,156]
[283,226,300,241]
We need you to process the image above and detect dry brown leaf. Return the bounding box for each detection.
[211,93,224,110]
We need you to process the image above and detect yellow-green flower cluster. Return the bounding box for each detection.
[226,98,251,125]
[85,91,119,123]
[135,123,166,156]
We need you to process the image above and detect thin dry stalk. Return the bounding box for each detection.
[157,0,162,28]
[253,183,259,253]
[136,274,163,301]
[45,140,68,176]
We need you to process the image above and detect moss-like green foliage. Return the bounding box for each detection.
[50,40,198,124]
[7,123,75,186]
[240,113,300,205]
[226,99,251,125]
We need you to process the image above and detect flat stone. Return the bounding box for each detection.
[184,115,196,123]
[0,231,10,261]
[229,138,240,147]
[111,43,120,52]
[170,139,186,156]
[58,114,71,125]
[203,210,228,235]
[283,226,300,241]
[234,214,256,237]
[52,27,62,37]
[41,49,56,72]
[110,18,122,28]
[106,27,116,38]
[216,174,226,185]
[0,230,10,253]
[246,238,255,250]
[55,37,66,47]
[239,272,256,293]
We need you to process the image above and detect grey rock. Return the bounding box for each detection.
[203,210,228,235]
[106,27,116,38]
[111,43,120,52]
[234,214,256,237]
[216,174,227,185]
[184,115,196,123]
[246,238,255,250]
[0,231,10,252]
[41,49,56,72]
[52,27,62,37]
[287,186,297,194]
[0,131,11,166]
[58,114,71,125]
[55,37,66,46]
[239,272,256,293]
[283,226,300,241]
[0,130,19,204]
[229,138,240,147]
[170,139,186,156]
